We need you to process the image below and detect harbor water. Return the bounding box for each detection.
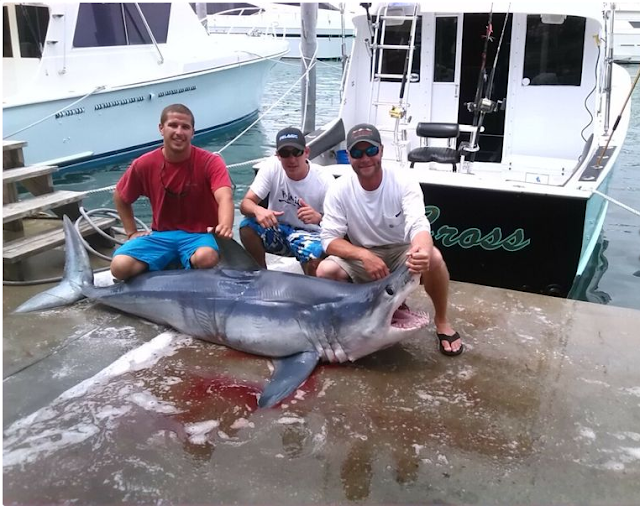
[53,61,640,310]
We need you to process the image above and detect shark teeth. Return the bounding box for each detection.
[390,305,430,330]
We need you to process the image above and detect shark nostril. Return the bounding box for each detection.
[385,286,394,296]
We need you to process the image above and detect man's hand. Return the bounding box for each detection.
[254,207,284,229]
[361,250,390,280]
[211,223,233,239]
[127,230,151,240]
[297,198,322,225]
[405,245,431,274]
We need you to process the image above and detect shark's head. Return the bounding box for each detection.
[339,265,429,361]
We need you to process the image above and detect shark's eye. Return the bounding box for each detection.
[385,286,394,296]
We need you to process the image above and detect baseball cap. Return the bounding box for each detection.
[276,127,306,151]
[346,123,382,150]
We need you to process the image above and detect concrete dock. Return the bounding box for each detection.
[3,257,640,504]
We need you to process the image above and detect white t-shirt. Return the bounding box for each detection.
[250,156,335,232]
[320,167,431,250]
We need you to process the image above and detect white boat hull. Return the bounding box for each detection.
[3,59,277,166]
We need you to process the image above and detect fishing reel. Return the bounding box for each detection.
[466,97,505,114]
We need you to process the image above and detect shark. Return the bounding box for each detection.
[15,216,429,408]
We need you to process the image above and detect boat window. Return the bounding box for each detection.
[434,17,457,82]
[631,21,640,29]
[374,17,422,82]
[3,7,11,58]
[11,5,50,58]
[73,3,170,48]
[523,15,585,86]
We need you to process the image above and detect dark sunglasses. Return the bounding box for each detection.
[160,161,190,198]
[278,147,304,158]
[349,145,380,159]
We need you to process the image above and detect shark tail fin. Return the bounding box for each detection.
[14,215,94,313]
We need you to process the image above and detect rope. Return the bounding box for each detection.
[593,190,640,217]
[216,56,319,154]
[300,42,320,131]
[3,85,106,139]
[2,208,149,286]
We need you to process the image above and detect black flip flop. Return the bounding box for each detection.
[436,332,464,357]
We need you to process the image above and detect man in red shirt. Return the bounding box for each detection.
[111,104,234,280]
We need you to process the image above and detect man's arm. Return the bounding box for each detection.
[213,186,234,238]
[405,230,434,274]
[239,189,283,228]
[325,238,390,281]
[114,189,147,239]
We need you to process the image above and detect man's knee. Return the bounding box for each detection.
[316,258,350,281]
[111,255,146,280]
[239,225,256,244]
[302,258,321,277]
[191,247,220,269]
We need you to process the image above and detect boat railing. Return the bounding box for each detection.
[209,7,267,36]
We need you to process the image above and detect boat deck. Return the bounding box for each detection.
[3,253,640,504]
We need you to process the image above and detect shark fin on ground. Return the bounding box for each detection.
[259,351,320,408]
[214,234,263,271]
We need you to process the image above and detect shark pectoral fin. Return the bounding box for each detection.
[259,351,320,408]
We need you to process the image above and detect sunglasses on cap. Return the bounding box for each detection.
[277,147,304,158]
[349,145,380,159]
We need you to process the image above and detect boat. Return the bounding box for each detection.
[304,1,632,298]
[613,2,640,63]
[206,2,354,60]
[2,2,289,167]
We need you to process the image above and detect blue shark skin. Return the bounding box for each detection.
[15,216,429,408]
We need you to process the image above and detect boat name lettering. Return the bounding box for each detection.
[95,96,145,111]
[157,85,196,98]
[55,107,85,119]
[424,205,531,252]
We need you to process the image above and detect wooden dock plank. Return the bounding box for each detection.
[3,140,27,152]
[2,191,87,224]
[3,165,58,184]
[3,217,116,263]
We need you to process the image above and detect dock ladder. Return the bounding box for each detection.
[369,3,420,159]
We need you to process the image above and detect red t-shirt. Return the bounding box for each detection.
[116,147,232,233]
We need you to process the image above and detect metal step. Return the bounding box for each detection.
[373,44,413,50]
[379,15,416,21]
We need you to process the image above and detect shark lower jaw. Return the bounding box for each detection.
[390,305,430,331]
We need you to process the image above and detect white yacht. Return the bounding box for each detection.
[2,2,289,167]
[613,1,640,63]
[305,1,631,298]
[206,2,354,59]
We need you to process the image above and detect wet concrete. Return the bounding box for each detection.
[3,260,640,504]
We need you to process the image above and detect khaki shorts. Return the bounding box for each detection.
[326,243,410,283]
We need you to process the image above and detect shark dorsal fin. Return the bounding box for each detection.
[215,234,263,271]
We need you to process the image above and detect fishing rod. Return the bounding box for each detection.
[469,8,493,126]
[466,7,493,162]
[467,7,511,162]
[484,5,510,111]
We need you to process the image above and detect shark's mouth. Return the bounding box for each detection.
[390,303,430,330]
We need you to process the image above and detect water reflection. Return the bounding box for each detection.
[568,233,611,304]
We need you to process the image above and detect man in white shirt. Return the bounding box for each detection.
[317,123,463,356]
[240,127,334,276]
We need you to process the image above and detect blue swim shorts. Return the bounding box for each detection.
[113,230,219,272]
[240,217,324,264]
